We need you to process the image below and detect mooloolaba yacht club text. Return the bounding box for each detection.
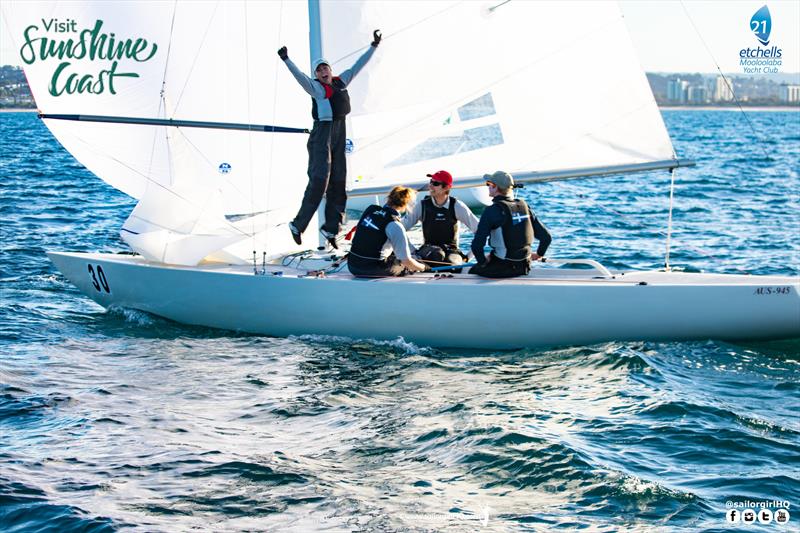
[19,18,159,96]
[739,46,782,74]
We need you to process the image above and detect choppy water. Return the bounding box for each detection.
[1,109,799,531]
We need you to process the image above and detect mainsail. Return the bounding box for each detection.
[326,1,678,191]
[5,0,680,265]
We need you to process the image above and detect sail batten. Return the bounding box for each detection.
[39,114,310,133]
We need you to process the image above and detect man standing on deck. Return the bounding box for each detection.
[402,170,479,267]
[277,30,382,249]
[470,171,551,278]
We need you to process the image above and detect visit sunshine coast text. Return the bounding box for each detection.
[19,18,158,96]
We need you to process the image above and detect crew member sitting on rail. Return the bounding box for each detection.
[402,170,479,267]
[348,186,428,278]
[470,171,551,278]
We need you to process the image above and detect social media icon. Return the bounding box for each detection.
[774,509,790,524]
[726,509,740,523]
[758,509,773,524]
[742,509,756,524]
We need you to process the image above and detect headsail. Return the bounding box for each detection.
[4,0,312,264]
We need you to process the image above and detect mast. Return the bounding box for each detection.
[308,0,323,68]
[308,0,326,248]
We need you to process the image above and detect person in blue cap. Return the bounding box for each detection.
[277,29,382,249]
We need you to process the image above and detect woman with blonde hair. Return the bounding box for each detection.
[348,186,428,277]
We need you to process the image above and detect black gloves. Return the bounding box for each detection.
[277,46,288,61]
[371,30,382,47]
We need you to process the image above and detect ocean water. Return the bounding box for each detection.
[1,109,799,532]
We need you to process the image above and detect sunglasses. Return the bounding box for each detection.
[485,182,496,187]
[430,180,446,187]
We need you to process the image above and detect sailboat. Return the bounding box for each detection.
[5,1,798,349]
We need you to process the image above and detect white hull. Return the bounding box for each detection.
[48,252,800,349]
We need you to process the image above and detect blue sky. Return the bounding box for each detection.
[2,1,798,74]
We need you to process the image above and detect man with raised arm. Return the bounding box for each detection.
[277,29,382,249]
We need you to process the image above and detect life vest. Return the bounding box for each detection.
[311,77,351,120]
[349,204,400,260]
[421,196,458,249]
[497,198,533,261]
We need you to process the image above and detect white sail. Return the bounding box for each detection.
[317,1,676,190]
[3,0,312,264]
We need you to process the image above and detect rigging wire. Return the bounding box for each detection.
[664,168,676,271]
[328,1,464,66]
[552,179,747,272]
[172,1,221,114]
[148,0,178,177]
[678,0,771,159]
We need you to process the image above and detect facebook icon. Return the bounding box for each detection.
[726,509,739,523]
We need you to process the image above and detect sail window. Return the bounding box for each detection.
[457,93,496,121]
[387,123,504,167]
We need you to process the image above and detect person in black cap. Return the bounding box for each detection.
[277,29,382,249]
[469,171,551,278]
[402,170,479,267]
[348,186,428,277]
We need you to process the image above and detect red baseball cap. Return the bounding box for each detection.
[426,170,453,187]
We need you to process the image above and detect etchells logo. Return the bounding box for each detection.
[750,5,771,45]
[19,18,159,97]
[739,4,782,74]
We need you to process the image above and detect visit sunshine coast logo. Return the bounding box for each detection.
[19,18,158,96]
[739,4,782,74]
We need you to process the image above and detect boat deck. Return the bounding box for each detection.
[71,252,798,287]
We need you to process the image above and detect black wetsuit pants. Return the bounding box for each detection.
[292,119,347,235]
[469,253,530,278]
[417,244,465,266]
[348,254,409,278]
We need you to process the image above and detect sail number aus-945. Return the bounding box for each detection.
[87,264,111,293]
[753,286,791,295]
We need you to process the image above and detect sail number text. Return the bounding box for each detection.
[753,286,791,295]
[87,264,111,293]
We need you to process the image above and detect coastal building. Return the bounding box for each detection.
[714,76,734,102]
[687,85,708,104]
[666,79,689,103]
[779,84,800,103]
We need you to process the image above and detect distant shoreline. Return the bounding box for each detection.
[659,105,800,112]
[0,108,37,113]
